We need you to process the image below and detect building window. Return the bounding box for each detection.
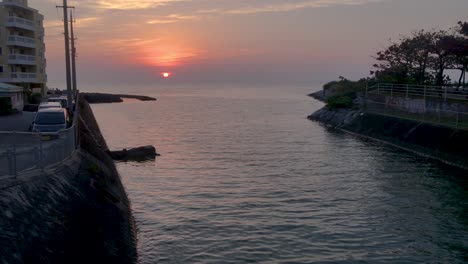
[0,47,2,55]
[0,65,4,73]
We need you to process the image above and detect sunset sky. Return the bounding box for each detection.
[31,0,468,89]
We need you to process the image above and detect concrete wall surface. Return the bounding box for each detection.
[368,94,468,113]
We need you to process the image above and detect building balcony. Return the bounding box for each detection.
[0,72,38,83]
[8,54,36,65]
[7,35,36,48]
[6,16,35,31]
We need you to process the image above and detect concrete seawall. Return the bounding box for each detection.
[0,100,137,263]
[308,107,468,171]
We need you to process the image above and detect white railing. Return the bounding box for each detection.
[367,83,468,101]
[6,16,35,31]
[8,54,36,65]
[7,35,36,48]
[11,72,36,79]
[0,72,37,83]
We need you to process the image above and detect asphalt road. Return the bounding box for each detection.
[0,112,35,132]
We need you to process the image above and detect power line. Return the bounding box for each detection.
[70,10,77,95]
[56,0,74,112]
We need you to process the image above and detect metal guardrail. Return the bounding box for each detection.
[7,16,34,27]
[0,93,80,178]
[0,130,76,176]
[7,35,35,45]
[363,83,468,130]
[368,83,468,101]
[9,54,36,62]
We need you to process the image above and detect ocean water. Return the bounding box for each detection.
[91,84,468,263]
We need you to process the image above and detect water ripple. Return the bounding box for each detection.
[92,85,468,263]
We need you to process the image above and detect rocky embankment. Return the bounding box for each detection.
[308,104,468,170]
[308,90,325,102]
[82,92,156,104]
[308,107,361,128]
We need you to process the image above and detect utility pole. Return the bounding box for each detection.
[57,0,73,112]
[70,10,77,98]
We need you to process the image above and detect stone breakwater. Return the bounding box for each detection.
[109,145,160,161]
[82,92,156,104]
[308,106,468,171]
[0,99,137,263]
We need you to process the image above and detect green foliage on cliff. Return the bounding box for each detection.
[321,77,370,108]
[323,76,370,100]
[326,95,353,109]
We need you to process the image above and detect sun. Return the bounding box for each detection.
[161,72,171,78]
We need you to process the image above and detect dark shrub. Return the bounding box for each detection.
[326,95,353,109]
[0,97,13,115]
[29,93,42,104]
[322,77,370,99]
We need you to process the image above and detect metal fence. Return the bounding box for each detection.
[0,93,80,178]
[363,83,468,130]
[368,83,468,101]
[364,100,468,130]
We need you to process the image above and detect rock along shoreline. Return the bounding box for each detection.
[307,94,468,171]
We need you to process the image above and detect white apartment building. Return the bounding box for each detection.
[0,0,47,95]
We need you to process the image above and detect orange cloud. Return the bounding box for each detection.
[147,14,199,24]
[95,37,202,67]
[141,45,202,67]
[201,0,383,15]
[92,0,185,10]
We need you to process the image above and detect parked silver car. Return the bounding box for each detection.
[32,108,69,134]
[48,97,68,108]
[38,102,62,110]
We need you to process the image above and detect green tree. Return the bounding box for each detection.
[373,40,413,84]
[459,21,468,36]
[372,30,436,84]
[409,30,435,84]
[372,24,467,86]
[449,22,468,87]
[430,30,455,86]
